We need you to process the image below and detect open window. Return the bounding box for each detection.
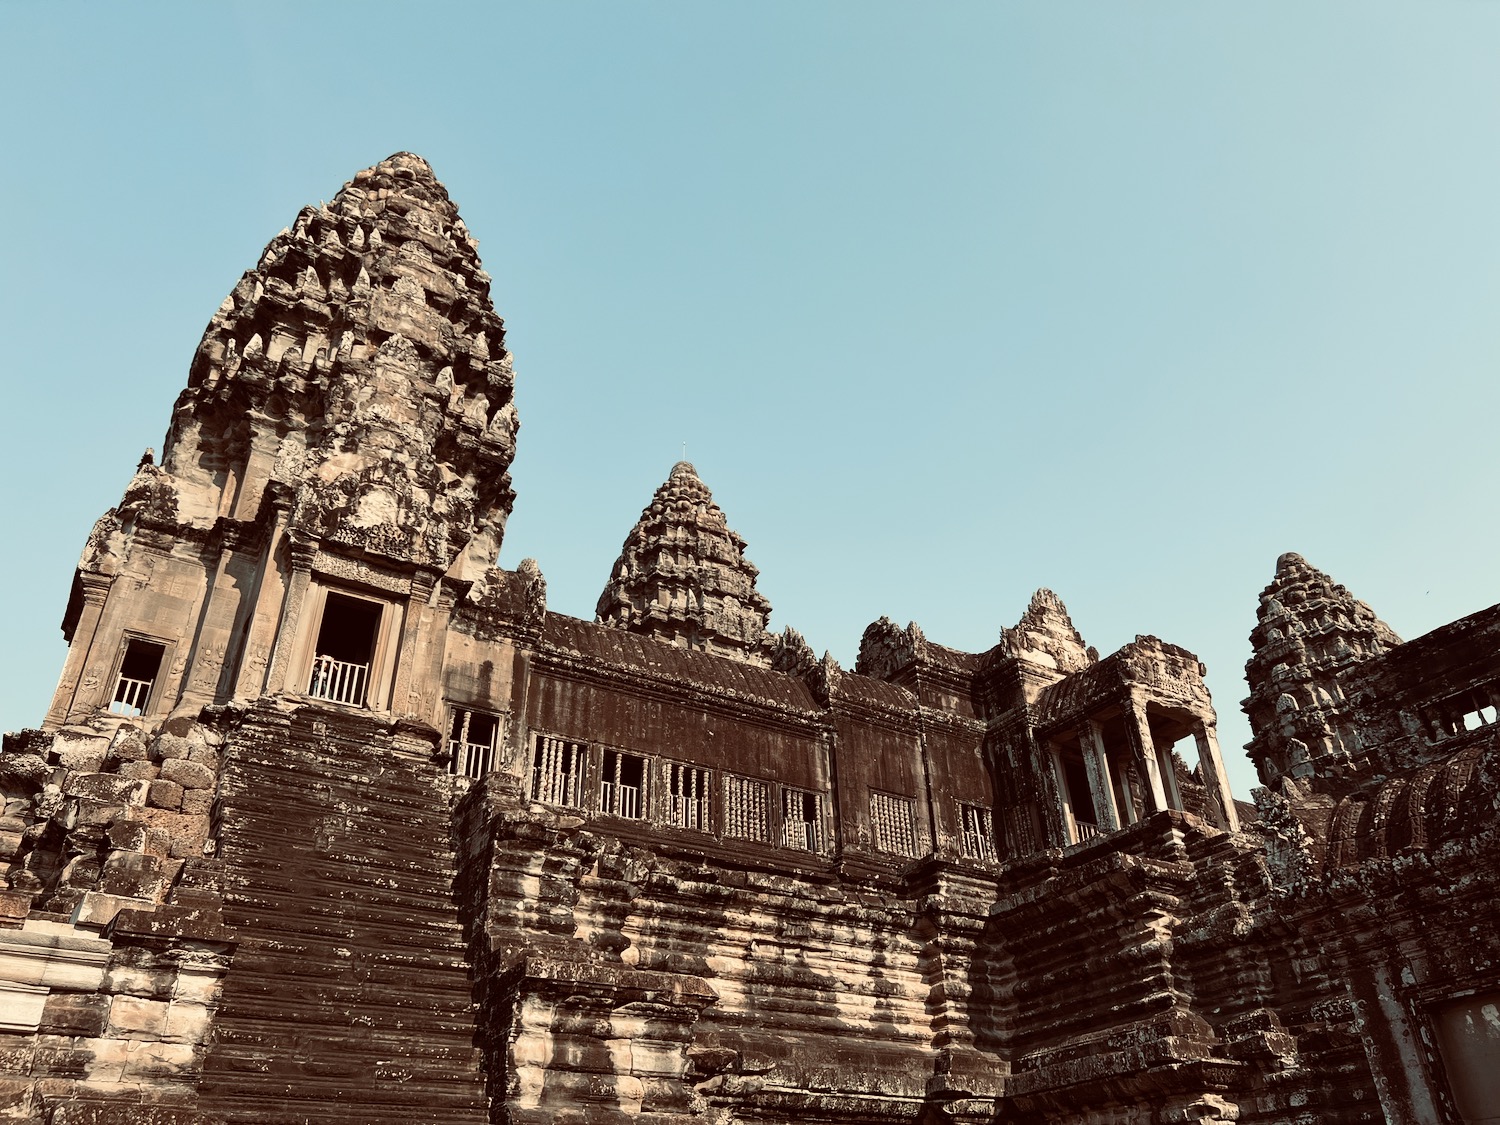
[307,592,382,707]
[531,734,587,808]
[783,787,825,853]
[110,639,166,717]
[600,749,647,819]
[1054,745,1103,843]
[448,707,502,778]
[959,803,995,862]
[665,762,711,831]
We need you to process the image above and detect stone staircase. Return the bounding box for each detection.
[199,711,490,1124]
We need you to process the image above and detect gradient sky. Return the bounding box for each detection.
[3,3,1498,800]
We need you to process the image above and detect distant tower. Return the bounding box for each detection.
[46,153,519,727]
[595,461,773,664]
[1242,552,1401,787]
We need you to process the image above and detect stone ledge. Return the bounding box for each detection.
[0,926,112,991]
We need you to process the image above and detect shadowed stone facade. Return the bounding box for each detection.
[0,155,1496,1125]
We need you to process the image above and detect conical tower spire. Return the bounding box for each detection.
[1242,552,1400,786]
[47,154,520,726]
[596,462,773,664]
[163,151,518,569]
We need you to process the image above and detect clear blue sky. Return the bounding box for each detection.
[3,3,1498,800]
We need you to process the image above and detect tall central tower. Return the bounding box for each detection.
[45,153,519,728]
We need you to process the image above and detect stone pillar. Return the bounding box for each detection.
[177,541,245,713]
[1192,721,1240,832]
[1048,745,1078,843]
[44,573,114,728]
[390,572,436,720]
[1079,721,1120,831]
[1158,742,1184,813]
[232,495,292,700]
[1123,696,1170,813]
[264,540,317,696]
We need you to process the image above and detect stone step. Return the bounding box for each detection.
[217,901,471,952]
[200,723,491,1124]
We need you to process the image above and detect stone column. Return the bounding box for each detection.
[44,573,114,728]
[1079,720,1121,831]
[232,494,292,700]
[390,572,436,719]
[176,539,244,713]
[1193,720,1240,832]
[1158,742,1184,812]
[264,539,317,696]
[1123,695,1170,813]
[1048,745,1078,843]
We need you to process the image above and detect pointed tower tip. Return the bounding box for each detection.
[1001,588,1092,674]
[346,152,442,192]
[1276,551,1308,574]
[1030,588,1068,613]
[380,151,436,175]
[671,460,699,479]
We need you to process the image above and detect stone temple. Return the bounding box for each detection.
[0,153,1496,1125]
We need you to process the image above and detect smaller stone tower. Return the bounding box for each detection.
[596,461,773,664]
[1242,552,1401,786]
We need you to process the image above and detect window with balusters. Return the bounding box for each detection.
[722,775,771,842]
[958,802,995,862]
[871,791,920,858]
[665,761,712,831]
[600,749,647,819]
[782,787,825,853]
[530,734,587,808]
[447,707,502,779]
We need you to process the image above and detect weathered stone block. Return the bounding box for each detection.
[162,1001,212,1044]
[107,727,151,764]
[98,852,165,900]
[63,774,142,805]
[179,790,212,816]
[73,1034,131,1083]
[172,969,223,1005]
[0,832,23,862]
[54,731,110,774]
[74,891,154,930]
[121,1040,199,1082]
[151,735,194,762]
[159,760,214,792]
[105,818,148,852]
[103,948,174,1000]
[0,1076,33,1116]
[38,992,111,1037]
[0,891,31,924]
[147,781,184,811]
[117,761,160,782]
[107,994,170,1038]
[30,1034,90,1078]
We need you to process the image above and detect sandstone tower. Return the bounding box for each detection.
[0,155,1497,1125]
[47,151,518,731]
